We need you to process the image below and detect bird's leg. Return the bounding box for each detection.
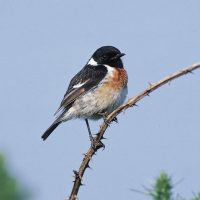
[85,119,93,143]
[85,119,105,150]
[98,111,110,126]
[98,111,118,124]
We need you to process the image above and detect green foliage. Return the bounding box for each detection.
[191,193,200,200]
[149,172,172,200]
[0,153,28,200]
[144,171,200,200]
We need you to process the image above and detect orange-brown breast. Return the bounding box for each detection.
[89,67,128,112]
[106,68,128,90]
[96,68,128,99]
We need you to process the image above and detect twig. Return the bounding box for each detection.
[68,63,200,200]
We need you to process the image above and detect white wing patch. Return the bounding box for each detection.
[72,81,87,88]
[73,64,114,90]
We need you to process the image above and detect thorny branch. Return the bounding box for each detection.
[68,63,200,200]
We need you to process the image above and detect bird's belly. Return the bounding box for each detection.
[66,85,127,120]
[62,67,128,121]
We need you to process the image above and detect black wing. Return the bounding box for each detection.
[55,64,107,115]
[42,64,107,141]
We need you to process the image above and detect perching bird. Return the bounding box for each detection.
[42,46,128,143]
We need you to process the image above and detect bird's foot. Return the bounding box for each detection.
[90,136,105,150]
[98,111,110,126]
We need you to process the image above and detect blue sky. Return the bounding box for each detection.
[0,1,200,200]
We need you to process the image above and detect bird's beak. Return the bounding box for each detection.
[111,53,126,60]
[118,53,126,58]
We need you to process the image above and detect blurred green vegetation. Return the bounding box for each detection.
[0,153,29,200]
[1,152,199,200]
[149,172,172,200]
[146,171,200,200]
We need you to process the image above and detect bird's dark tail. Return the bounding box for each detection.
[41,122,61,141]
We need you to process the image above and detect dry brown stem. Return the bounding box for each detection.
[68,63,200,200]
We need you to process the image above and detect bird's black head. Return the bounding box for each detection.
[89,46,125,68]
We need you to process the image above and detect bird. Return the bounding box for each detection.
[42,46,128,144]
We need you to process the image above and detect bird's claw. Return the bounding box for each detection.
[90,136,105,150]
[98,112,110,126]
[103,118,110,126]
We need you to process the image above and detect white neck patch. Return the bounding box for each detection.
[103,64,115,76]
[87,58,98,66]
